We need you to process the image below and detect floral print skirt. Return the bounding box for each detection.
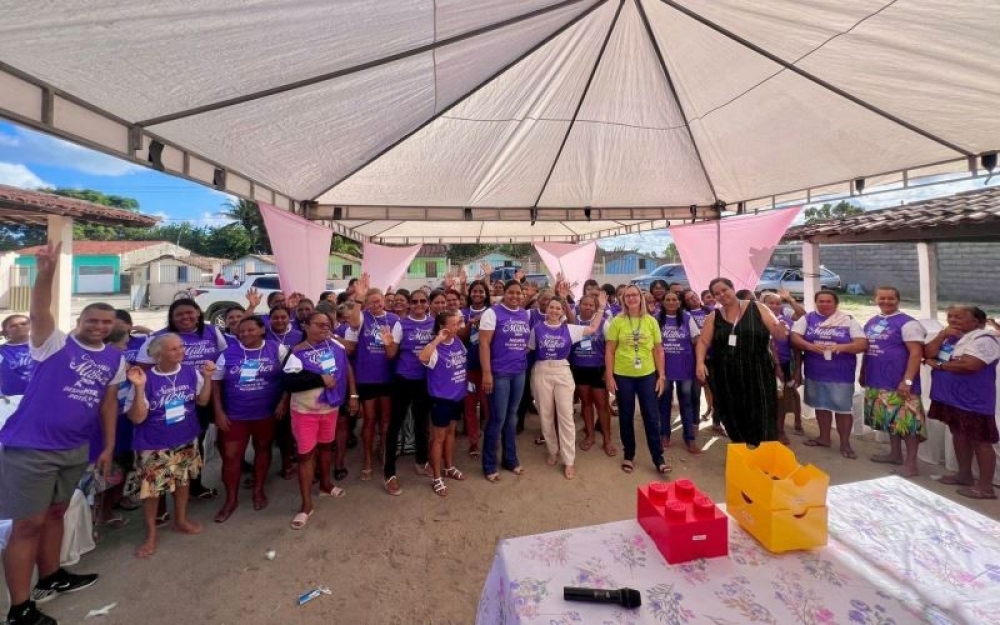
[134,440,202,499]
[863,387,926,440]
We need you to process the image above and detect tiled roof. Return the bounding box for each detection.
[784,185,1000,241]
[133,254,226,272]
[417,244,448,257]
[0,185,160,227]
[18,240,167,255]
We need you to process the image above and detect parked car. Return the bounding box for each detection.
[191,273,340,327]
[755,266,842,296]
[630,263,689,290]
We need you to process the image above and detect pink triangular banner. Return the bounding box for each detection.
[533,241,597,300]
[258,202,333,300]
[361,242,421,292]
[669,207,801,295]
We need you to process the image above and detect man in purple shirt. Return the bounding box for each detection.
[0,242,125,625]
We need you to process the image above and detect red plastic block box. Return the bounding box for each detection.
[637,479,728,565]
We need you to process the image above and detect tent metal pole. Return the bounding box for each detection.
[716,214,721,278]
[655,0,972,157]
[531,0,627,210]
[310,0,612,201]
[137,0,597,127]
[634,0,718,202]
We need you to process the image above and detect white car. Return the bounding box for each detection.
[191,274,340,326]
[755,266,842,296]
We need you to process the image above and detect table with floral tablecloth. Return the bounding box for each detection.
[476,476,1000,624]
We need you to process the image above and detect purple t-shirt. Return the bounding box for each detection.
[288,339,350,407]
[352,310,399,384]
[393,316,435,381]
[267,326,303,348]
[0,342,33,395]
[660,311,696,381]
[0,332,125,450]
[800,312,858,384]
[774,314,794,365]
[863,313,922,394]
[132,365,202,451]
[532,323,573,361]
[689,308,709,330]
[930,335,998,416]
[462,306,489,371]
[215,340,285,420]
[123,335,147,365]
[139,326,227,367]
[426,339,468,402]
[570,316,605,368]
[487,305,531,376]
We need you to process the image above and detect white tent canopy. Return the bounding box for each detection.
[0,0,997,242]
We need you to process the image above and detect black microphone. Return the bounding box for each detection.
[563,586,642,609]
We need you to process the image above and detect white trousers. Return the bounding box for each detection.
[532,360,577,466]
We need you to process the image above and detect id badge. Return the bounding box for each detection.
[728,335,737,348]
[319,350,337,374]
[470,328,479,345]
[633,357,642,369]
[467,381,476,394]
[580,337,593,351]
[239,360,260,384]
[164,397,186,425]
[938,344,954,361]
[372,330,384,347]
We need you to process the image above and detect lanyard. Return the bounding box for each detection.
[626,314,643,358]
[241,342,264,365]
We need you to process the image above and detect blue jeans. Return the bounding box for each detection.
[615,373,664,467]
[482,372,526,475]
[658,379,696,443]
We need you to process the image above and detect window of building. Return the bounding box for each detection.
[342,265,353,277]
[425,261,438,278]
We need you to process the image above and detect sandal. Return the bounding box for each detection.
[603,443,618,457]
[444,466,466,481]
[155,511,171,528]
[432,477,448,497]
[98,514,129,530]
[319,485,346,498]
[939,475,975,486]
[468,446,480,459]
[621,460,634,474]
[870,454,903,465]
[485,472,501,483]
[360,468,373,481]
[334,468,349,481]
[659,462,673,475]
[534,436,546,446]
[290,509,314,530]
[194,487,219,501]
[579,438,595,451]
[956,487,998,500]
[711,425,727,436]
[840,448,857,460]
[214,506,236,524]
[510,466,526,476]
[701,407,713,422]
[384,475,403,496]
[804,439,831,448]
[415,463,430,477]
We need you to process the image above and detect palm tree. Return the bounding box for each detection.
[220,198,269,253]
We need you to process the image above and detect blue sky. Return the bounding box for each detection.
[1,119,995,253]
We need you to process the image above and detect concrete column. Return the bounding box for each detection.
[46,215,74,330]
[917,241,939,320]
[802,240,821,305]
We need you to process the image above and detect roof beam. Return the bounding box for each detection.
[311,0,610,201]
[136,0,597,128]
[532,0,626,208]
[655,0,973,157]
[634,0,718,202]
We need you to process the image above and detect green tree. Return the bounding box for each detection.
[803,200,864,224]
[663,242,679,262]
[330,234,361,257]
[220,198,269,254]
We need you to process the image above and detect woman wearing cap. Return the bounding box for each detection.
[925,305,999,499]
[791,290,868,458]
[861,287,926,476]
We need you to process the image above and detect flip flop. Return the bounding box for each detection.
[621,460,634,474]
[360,469,373,481]
[938,475,975,486]
[214,506,236,524]
[155,511,171,528]
[319,485,346,498]
[840,449,857,460]
[604,443,618,457]
[510,466,526,476]
[534,436,546,446]
[468,446,480,458]
[804,439,831,448]
[290,510,314,530]
[98,514,129,530]
[658,463,673,475]
[384,476,402,496]
[579,439,595,451]
[870,455,904,465]
[485,472,500,483]
[194,488,219,501]
[956,487,997,500]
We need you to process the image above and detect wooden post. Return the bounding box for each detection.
[802,240,820,305]
[917,242,939,320]
[46,215,73,330]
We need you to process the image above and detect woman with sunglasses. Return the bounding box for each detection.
[381,290,435,495]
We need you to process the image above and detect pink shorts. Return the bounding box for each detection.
[291,409,338,455]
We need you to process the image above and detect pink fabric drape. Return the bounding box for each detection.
[669,207,801,295]
[533,241,597,300]
[258,202,333,299]
[361,242,421,291]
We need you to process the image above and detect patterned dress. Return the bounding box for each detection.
[709,303,777,445]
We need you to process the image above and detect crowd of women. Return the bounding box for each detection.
[1,244,999,625]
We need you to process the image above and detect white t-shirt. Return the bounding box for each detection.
[527,323,587,349]
[953,330,1000,363]
[33,330,127,384]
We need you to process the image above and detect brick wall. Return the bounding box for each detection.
[818,242,1000,304]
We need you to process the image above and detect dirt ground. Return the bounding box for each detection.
[3,296,999,624]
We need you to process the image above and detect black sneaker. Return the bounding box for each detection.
[31,569,99,604]
[6,601,58,625]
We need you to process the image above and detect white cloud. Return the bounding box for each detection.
[186,211,236,228]
[598,230,671,255]
[0,127,142,176]
[0,162,50,188]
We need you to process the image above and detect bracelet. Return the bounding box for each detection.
[350,394,359,399]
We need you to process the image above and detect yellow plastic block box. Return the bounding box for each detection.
[725,442,829,553]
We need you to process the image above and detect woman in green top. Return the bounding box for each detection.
[605,284,670,475]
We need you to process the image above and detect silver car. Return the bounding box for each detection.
[755,266,842,296]
[630,264,689,290]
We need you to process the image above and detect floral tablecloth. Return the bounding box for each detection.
[476,476,1000,624]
